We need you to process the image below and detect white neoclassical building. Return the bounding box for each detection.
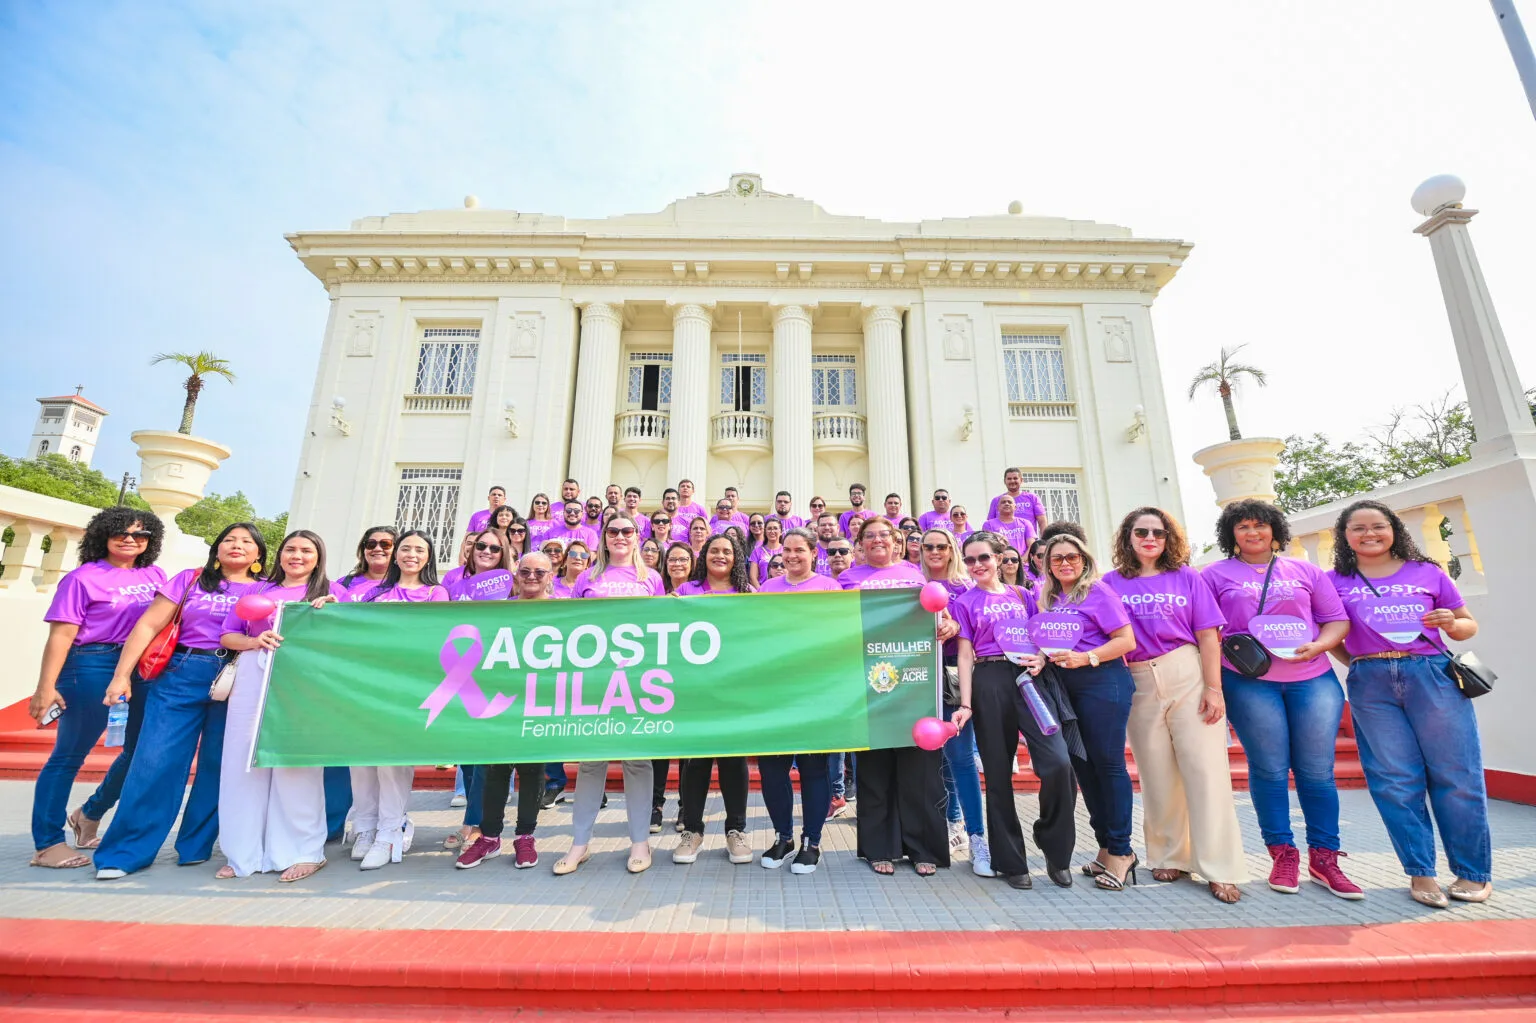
[285,175,1192,559]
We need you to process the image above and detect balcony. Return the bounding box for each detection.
[403,394,472,413]
[710,411,772,454]
[812,412,867,453]
[1008,401,1077,420]
[614,410,670,453]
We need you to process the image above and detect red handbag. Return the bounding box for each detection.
[137,582,193,680]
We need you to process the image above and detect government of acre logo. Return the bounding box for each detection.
[866,660,900,694]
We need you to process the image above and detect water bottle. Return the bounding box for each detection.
[104,697,129,748]
[1018,678,1060,736]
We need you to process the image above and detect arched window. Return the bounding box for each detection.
[69,446,82,462]
[37,440,49,455]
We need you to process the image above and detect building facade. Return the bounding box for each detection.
[28,392,108,467]
[286,176,1192,560]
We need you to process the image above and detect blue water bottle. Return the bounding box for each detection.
[1018,678,1060,736]
[104,696,129,748]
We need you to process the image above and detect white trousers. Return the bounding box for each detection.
[349,765,415,838]
[218,651,327,876]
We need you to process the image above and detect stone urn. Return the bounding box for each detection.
[131,429,232,534]
[1191,437,1285,510]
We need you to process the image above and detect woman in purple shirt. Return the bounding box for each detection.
[27,507,166,869]
[1326,500,1489,907]
[331,527,397,601]
[552,540,588,598]
[1202,499,1358,900]
[446,530,514,602]
[1105,508,1247,903]
[673,533,757,867]
[749,517,785,588]
[91,523,266,879]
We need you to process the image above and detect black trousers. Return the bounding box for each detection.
[680,756,749,834]
[854,746,950,866]
[651,758,689,809]
[479,763,543,838]
[970,660,1077,874]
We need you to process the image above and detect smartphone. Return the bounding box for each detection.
[38,702,63,727]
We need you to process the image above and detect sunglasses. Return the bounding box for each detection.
[606,526,636,538]
[653,518,671,525]
[363,538,394,551]
[768,561,784,570]
[921,543,950,552]
[810,503,826,509]
[474,542,503,554]
[1132,527,1168,540]
[508,526,527,535]
[567,550,591,559]
[1049,553,1083,565]
[1001,556,1021,565]
[111,530,153,543]
[517,568,550,580]
[962,553,994,566]
[826,547,852,557]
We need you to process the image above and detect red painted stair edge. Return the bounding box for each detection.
[0,917,1533,1010]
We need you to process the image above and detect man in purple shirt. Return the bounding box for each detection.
[659,488,691,543]
[582,497,605,532]
[987,467,1048,531]
[547,501,599,550]
[467,485,507,533]
[812,514,844,577]
[551,478,581,519]
[621,486,650,540]
[917,489,953,532]
[882,493,904,521]
[676,478,708,524]
[766,490,805,532]
[721,487,751,526]
[838,483,873,539]
[604,483,622,511]
[709,497,748,533]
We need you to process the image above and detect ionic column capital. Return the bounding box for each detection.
[860,303,905,329]
[668,301,716,327]
[769,302,816,328]
[578,301,624,329]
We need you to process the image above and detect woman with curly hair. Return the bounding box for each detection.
[1325,500,1489,907]
[1105,508,1247,903]
[27,506,166,868]
[1202,499,1358,899]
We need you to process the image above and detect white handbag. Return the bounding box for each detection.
[209,654,239,702]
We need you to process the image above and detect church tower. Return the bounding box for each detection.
[29,388,108,467]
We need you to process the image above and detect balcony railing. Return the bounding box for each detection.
[403,394,473,413]
[614,410,670,450]
[1008,401,1077,420]
[711,411,772,451]
[812,412,867,450]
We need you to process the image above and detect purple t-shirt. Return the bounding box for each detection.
[330,575,384,602]
[988,490,1047,523]
[525,519,558,546]
[467,508,497,533]
[448,569,515,602]
[159,569,259,650]
[572,564,666,598]
[369,583,450,603]
[546,524,600,551]
[441,565,467,588]
[759,573,841,594]
[838,560,926,590]
[1103,567,1225,661]
[622,513,651,541]
[1037,580,1132,652]
[673,580,748,596]
[219,581,312,638]
[838,508,876,538]
[1203,556,1348,682]
[982,516,1037,552]
[1326,562,1464,659]
[751,543,784,579]
[953,584,1037,658]
[918,510,953,532]
[767,513,806,532]
[45,560,167,646]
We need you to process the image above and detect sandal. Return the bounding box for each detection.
[443,828,478,851]
[1151,868,1188,883]
[29,843,91,869]
[871,859,895,876]
[1080,859,1107,877]
[67,808,102,850]
[1094,854,1140,892]
[1209,882,1242,904]
[914,862,937,877]
[1411,883,1450,909]
[216,865,237,879]
[1448,880,1492,903]
[279,860,326,883]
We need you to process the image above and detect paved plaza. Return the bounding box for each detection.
[1,780,1532,934]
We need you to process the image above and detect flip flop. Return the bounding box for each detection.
[67,808,102,850]
[870,859,895,876]
[30,845,91,869]
[279,860,327,883]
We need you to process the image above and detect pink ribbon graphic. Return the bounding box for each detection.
[420,624,517,727]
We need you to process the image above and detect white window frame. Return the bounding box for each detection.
[719,352,767,411]
[413,327,480,397]
[395,466,464,563]
[626,351,673,411]
[811,354,859,410]
[1000,330,1072,414]
[1019,471,1082,524]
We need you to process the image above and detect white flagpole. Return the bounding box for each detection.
[1492,0,1536,121]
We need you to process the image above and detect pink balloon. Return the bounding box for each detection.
[919,580,950,613]
[234,593,277,622]
[912,715,959,751]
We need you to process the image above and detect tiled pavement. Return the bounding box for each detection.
[1,780,1531,933]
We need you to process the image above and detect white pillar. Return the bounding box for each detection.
[666,302,714,497]
[567,301,624,488]
[862,304,912,507]
[771,304,815,511]
[1413,179,1536,459]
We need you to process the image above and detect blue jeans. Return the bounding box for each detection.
[324,766,353,841]
[1348,655,1492,882]
[941,702,985,836]
[829,752,857,798]
[94,650,227,872]
[759,754,831,845]
[453,766,466,798]
[1222,667,1343,850]
[1062,661,1136,856]
[461,765,485,828]
[544,762,568,793]
[32,644,119,850]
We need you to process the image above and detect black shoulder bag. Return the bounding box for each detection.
[1221,556,1276,678]
[1356,573,1496,699]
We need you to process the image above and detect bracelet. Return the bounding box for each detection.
[958,704,971,710]
[1205,686,1221,692]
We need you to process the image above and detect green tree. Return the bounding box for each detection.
[1187,345,1268,441]
[175,491,258,544]
[1371,392,1475,482]
[253,512,289,549]
[1275,433,1386,513]
[0,452,149,509]
[151,351,235,434]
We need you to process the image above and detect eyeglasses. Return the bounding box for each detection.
[363,538,394,551]
[863,530,894,541]
[1049,553,1083,566]
[962,553,994,566]
[1346,523,1393,535]
[517,568,550,580]
[921,543,950,552]
[666,557,692,567]
[473,542,503,554]
[1001,556,1021,565]
[567,550,591,559]
[1132,527,1168,540]
[826,547,852,557]
[606,526,635,538]
[112,531,153,543]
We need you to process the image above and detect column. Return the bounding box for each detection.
[862,304,912,506]
[566,301,624,489]
[771,304,815,512]
[666,303,714,497]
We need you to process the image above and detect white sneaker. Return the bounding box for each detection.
[95,868,126,880]
[350,829,376,862]
[360,831,402,870]
[401,817,415,853]
[948,821,968,855]
[970,834,995,877]
[450,794,467,808]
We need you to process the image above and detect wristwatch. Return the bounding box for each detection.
[1088,651,1100,668]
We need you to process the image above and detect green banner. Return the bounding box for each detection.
[252,589,939,767]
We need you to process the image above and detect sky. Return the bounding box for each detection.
[2,0,1534,529]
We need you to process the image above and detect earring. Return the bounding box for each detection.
[252,562,263,574]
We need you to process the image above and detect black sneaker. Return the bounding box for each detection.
[540,786,561,810]
[650,806,663,834]
[760,838,796,869]
[600,793,608,809]
[790,842,821,875]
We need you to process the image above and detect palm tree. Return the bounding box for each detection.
[151,351,236,435]
[1188,345,1267,441]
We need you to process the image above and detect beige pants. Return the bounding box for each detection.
[1127,644,1250,883]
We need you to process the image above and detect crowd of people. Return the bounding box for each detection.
[24,469,1494,909]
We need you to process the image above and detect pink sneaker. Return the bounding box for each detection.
[1309,848,1365,900]
[513,834,538,869]
[455,835,501,869]
[1266,843,1300,894]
